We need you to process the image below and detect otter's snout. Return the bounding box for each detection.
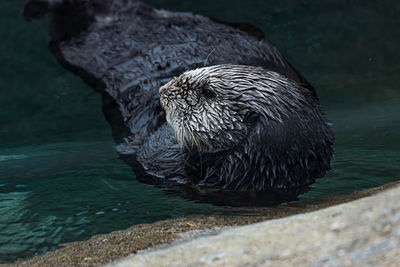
[159,83,171,111]
[159,80,186,111]
[159,83,168,96]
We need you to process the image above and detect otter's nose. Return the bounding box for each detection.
[159,84,168,96]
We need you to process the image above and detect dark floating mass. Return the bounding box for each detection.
[23,0,334,206]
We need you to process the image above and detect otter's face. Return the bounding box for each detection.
[159,65,308,153]
[159,66,252,152]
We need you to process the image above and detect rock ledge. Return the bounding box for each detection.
[108,184,400,267]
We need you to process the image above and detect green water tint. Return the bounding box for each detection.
[1,0,399,263]
[0,142,213,261]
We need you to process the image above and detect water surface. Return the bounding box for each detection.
[1,0,399,263]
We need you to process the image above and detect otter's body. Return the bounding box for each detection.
[23,0,334,205]
[159,65,333,193]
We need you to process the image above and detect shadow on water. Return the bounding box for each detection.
[0,0,399,263]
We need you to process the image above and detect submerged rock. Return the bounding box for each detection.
[23,0,334,206]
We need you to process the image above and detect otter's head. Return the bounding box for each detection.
[159,64,313,153]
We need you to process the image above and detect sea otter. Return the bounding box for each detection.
[23,0,334,205]
[159,64,333,191]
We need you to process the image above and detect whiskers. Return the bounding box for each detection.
[186,125,204,177]
[203,49,215,67]
[172,118,205,177]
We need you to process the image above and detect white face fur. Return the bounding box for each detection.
[159,64,309,152]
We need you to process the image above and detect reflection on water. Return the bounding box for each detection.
[1,0,399,263]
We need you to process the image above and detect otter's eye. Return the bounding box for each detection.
[202,87,216,100]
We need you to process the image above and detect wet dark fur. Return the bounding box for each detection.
[160,65,334,192]
[23,0,334,206]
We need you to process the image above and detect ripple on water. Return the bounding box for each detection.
[0,142,213,263]
[0,155,28,162]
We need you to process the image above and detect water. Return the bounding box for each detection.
[1,0,399,263]
[0,142,211,261]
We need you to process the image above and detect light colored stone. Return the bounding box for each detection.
[106,184,400,267]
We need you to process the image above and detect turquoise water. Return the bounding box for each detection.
[1,0,399,263]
